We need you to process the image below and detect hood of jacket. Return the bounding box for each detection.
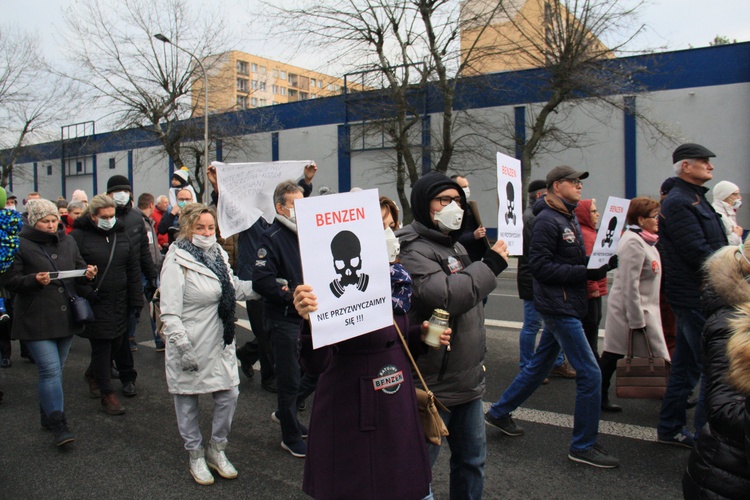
[19,224,62,245]
[574,199,595,230]
[409,172,467,238]
[728,302,750,395]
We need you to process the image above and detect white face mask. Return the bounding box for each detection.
[384,227,400,262]
[286,207,296,224]
[97,216,116,230]
[433,201,464,232]
[732,199,742,210]
[112,191,130,207]
[192,234,216,250]
[462,187,471,200]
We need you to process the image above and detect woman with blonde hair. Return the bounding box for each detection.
[159,203,257,485]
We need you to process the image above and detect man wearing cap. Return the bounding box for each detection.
[397,172,509,498]
[105,175,159,395]
[486,166,619,469]
[657,143,727,447]
[516,179,575,380]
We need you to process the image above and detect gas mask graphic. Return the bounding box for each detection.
[329,230,370,298]
[503,182,517,225]
[601,217,618,247]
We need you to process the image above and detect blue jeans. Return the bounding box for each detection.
[489,315,601,453]
[25,336,74,416]
[267,316,317,445]
[658,306,706,437]
[427,398,485,500]
[519,300,564,370]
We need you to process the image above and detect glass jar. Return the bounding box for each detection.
[425,309,450,348]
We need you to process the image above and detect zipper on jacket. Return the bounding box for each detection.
[562,286,567,302]
[437,347,450,382]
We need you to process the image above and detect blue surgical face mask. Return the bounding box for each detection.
[177,201,188,209]
[97,216,116,230]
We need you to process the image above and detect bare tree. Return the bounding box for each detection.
[267,0,511,221]
[61,0,240,202]
[0,26,79,187]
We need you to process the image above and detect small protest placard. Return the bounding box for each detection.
[496,152,524,255]
[215,161,308,238]
[295,189,393,349]
[587,196,631,268]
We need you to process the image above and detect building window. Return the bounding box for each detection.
[236,78,248,92]
[334,84,339,92]
[259,81,266,91]
[251,63,258,72]
[280,87,286,96]
[237,95,248,109]
[280,70,286,80]
[327,83,333,91]
[288,89,298,98]
[109,158,116,169]
[236,60,249,75]
[272,69,279,78]
[300,91,309,100]
[47,165,53,175]
[251,80,258,90]
[318,80,323,88]
[260,98,267,106]
[310,93,316,99]
[251,97,258,107]
[272,85,279,94]
[310,78,316,87]
[259,65,266,74]
[272,101,279,105]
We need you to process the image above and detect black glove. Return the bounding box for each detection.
[586,264,609,281]
[144,279,158,302]
[608,255,618,270]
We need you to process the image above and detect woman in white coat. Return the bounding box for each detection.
[599,197,670,412]
[711,180,743,245]
[159,203,257,486]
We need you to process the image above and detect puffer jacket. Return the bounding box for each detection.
[574,199,608,298]
[660,177,727,308]
[516,204,536,301]
[529,192,587,318]
[682,252,750,499]
[397,220,505,406]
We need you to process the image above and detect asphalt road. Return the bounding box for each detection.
[0,274,689,499]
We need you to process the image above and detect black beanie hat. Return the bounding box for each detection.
[107,175,131,193]
[410,172,466,229]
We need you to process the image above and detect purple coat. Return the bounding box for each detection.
[299,313,432,499]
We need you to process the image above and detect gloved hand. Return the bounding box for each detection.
[175,340,199,372]
[586,264,609,281]
[144,279,158,302]
[608,255,619,270]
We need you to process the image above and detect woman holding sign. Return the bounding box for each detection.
[292,197,450,500]
[600,197,670,412]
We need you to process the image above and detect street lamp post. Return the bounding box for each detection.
[154,33,210,202]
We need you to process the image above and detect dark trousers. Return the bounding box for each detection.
[89,334,137,394]
[246,299,274,383]
[599,351,623,398]
[582,297,602,363]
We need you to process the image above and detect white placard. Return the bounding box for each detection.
[587,196,631,268]
[215,161,309,238]
[49,270,87,279]
[295,189,393,349]
[496,152,524,255]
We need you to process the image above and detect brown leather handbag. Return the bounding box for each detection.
[394,322,449,445]
[616,328,671,399]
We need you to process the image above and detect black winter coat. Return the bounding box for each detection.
[660,178,727,308]
[529,192,587,318]
[6,225,88,340]
[71,216,142,340]
[516,203,536,301]
[682,284,750,499]
[118,203,158,281]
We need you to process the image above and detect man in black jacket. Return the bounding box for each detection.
[106,175,158,395]
[486,166,619,469]
[657,143,728,448]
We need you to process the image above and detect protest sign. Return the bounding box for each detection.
[496,152,524,255]
[587,196,631,268]
[295,189,393,349]
[215,161,308,238]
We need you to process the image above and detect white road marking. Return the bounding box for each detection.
[482,403,658,442]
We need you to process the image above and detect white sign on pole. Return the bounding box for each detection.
[295,189,393,349]
[214,161,309,238]
[496,152,524,255]
[587,196,631,268]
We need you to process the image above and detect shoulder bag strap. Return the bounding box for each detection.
[393,320,430,391]
[93,233,117,293]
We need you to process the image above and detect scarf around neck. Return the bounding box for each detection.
[175,238,236,347]
[627,225,659,246]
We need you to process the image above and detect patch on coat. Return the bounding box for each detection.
[562,227,576,244]
[446,256,464,274]
[651,260,660,274]
[255,260,266,267]
[372,365,403,394]
[257,248,267,258]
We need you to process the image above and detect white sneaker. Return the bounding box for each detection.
[188,449,215,485]
[206,440,238,479]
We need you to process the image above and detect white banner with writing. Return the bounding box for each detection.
[215,161,308,238]
[295,189,393,349]
[496,152,524,255]
[587,196,631,268]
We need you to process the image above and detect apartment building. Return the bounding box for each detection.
[192,50,356,114]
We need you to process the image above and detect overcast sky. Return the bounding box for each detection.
[5,0,750,70]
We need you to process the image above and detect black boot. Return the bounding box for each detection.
[48,411,75,446]
[601,396,623,413]
[40,405,51,430]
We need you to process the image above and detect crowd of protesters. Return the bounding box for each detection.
[0,143,748,499]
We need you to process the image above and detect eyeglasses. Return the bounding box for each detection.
[561,178,582,187]
[433,196,462,207]
[644,214,660,220]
